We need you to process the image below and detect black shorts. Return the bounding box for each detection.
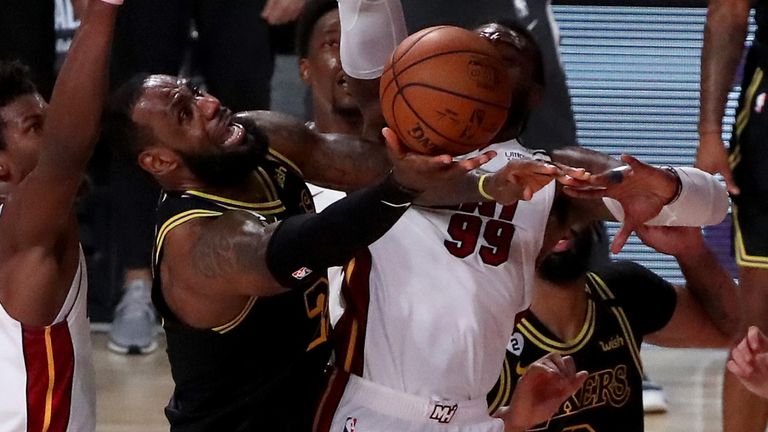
[730,44,768,267]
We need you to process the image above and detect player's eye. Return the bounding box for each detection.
[190,85,203,97]
[178,107,193,124]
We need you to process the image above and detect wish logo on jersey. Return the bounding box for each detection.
[343,417,357,432]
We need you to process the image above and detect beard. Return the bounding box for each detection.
[179,130,268,188]
[537,227,594,284]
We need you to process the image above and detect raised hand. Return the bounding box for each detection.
[496,353,588,432]
[728,326,768,399]
[383,127,496,194]
[261,0,304,25]
[560,154,679,253]
[697,133,739,195]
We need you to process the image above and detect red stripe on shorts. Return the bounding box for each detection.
[22,321,75,432]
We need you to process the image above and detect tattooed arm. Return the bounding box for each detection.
[166,212,286,299]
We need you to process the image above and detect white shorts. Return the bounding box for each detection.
[328,375,504,432]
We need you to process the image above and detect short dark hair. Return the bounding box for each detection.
[295,0,339,58]
[0,61,38,150]
[101,73,154,163]
[475,20,546,88]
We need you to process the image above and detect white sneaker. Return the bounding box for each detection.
[108,280,159,355]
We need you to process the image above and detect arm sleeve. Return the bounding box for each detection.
[338,0,408,79]
[265,174,416,288]
[592,261,678,335]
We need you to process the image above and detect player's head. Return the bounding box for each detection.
[296,0,358,117]
[475,21,544,140]
[0,60,46,187]
[104,74,268,190]
[537,222,600,284]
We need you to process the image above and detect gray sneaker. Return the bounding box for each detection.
[108,280,159,355]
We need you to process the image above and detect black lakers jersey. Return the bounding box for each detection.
[487,261,677,432]
[152,148,331,432]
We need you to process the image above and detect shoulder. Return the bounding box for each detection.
[588,261,677,325]
[590,260,657,287]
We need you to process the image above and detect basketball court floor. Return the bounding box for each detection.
[92,332,729,431]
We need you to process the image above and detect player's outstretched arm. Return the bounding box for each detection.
[236,110,391,191]
[698,0,750,195]
[1,0,118,248]
[494,353,587,432]
[236,111,498,202]
[166,172,420,298]
[728,326,768,399]
[638,226,739,348]
[553,148,729,253]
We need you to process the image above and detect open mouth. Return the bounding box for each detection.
[551,237,572,253]
[222,122,245,147]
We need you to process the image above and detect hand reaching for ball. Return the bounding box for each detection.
[483,159,591,204]
[383,127,496,195]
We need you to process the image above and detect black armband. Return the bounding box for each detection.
[265,174,417,288]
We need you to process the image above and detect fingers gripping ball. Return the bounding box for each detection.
[380,26,512,155]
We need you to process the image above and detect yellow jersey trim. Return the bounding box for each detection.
[255,166,280,201]
[588,273,645,376]
[268,148,304,176]
[518,300,595,355]
[735,67,764,140]
[488,356,512,413]
[733,206,768,268]
[154,210,223,261]
[183,190,283,212]
[212,297,258,334]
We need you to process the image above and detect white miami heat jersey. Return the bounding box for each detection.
[0,250,95,432]
[334,140,556,401]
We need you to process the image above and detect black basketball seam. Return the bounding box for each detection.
[382,25,449,78]
[392,49,503,80]
[382,48,505,97]
[386,26,451,101]
[396,86,477,148]
[387,28,451,143]
[400,82,511,110]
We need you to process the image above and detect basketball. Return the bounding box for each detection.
[379,26,512,155]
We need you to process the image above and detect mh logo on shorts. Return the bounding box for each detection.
[429,403,458,424]
[343,417,357,432]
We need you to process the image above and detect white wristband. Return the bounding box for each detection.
[99,0,124,5]
[338,0,408,79]
[602,166,729,227]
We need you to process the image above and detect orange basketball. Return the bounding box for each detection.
[380,26,512,155]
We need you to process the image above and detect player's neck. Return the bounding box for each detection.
[529,275,589,342]
[313,109,363,135]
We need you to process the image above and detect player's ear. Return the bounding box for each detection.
[299,58,311,84]
[138,147,177,177]
[0,153,14,183]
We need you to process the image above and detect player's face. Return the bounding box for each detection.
[132,75,263,187]
[0,93,47,183]
[300,10,358,114]
[537,224,594,284]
